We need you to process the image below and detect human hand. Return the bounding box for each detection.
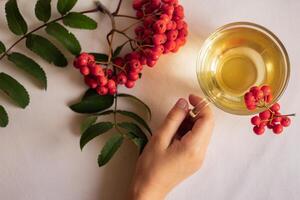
[128,94,214,200]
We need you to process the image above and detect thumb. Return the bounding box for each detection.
[156,98,188,148]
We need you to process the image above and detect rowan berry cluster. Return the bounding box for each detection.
[73,0,188,95]
[73,53,117,95]
[133,0,188,56]
[244,85,293,135]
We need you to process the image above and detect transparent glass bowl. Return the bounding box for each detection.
[196,22,290,115]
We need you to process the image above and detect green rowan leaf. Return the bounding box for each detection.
[0,41,6,54]
[35,0,51,22]
[112,43,126,58]
[118,93,152,120]
[118,122,147,140]
[46,22,81,55]
[80,116,97,134]
[5,0,28,35]
[57,0,77,15]
[0,105,9,127]
[63,12,97,30]
[80,122,113,149]
[117,110,151,134]
[126,132,147,154]
[0,73,29,108]
[26,34,68,67]
[89,53,108,62]
[70,89,114,114]
[8,52,47,89]
[98,134,123,167]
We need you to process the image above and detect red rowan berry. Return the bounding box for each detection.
[253,125,265,135]
[144,16,155,27]
[261,85,271,96]
[113,57,125,68]
[173,5,184,19]
[143,28,153,38]
[246,104,256,110]
[160,14,171,23]
[107,79,116,90]
[273,124,283,134]
[177,37,186,46]
[144,49,160,60]
[176,20,185,30]
[129,59,141,71]
[125,52,141,61]
[265,94,273,103]
[136,10,144,18]
[109,87,117,95]
[164,40,176,51]
[270,103,280,112]
[144,4,154,14]
[178,28,188,38]
[259,110,271,120]
[251,116,261,126]
[166,30,178,41]
[86,54,94,61]
[139,54,147,65]
[96,86,108,95]
[117,73,127,85]
[125,80,135,88]
[281,117,291,127]
[171,44,180,53]
[169,0,179,6]
[162,4,174,16]
[153,20,167,33]
[90,64,104,76]
[152,45,164,55]
[98,76,108,87]
[78,58,88,67]
[244,92,254,101]
[84,77,98,89]
[135,26,144,37]
[250,86,260,94]
[80,66,90,75]
[153,34,167,45]
[150,0,161,8]
[272,115,282,123]
[128,72,139,81]
[133,0,143,10]
[147,59,157,67]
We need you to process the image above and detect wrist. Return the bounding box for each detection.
[128,181,167,200]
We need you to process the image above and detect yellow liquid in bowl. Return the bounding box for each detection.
[197,22,290,115]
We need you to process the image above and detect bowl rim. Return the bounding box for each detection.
[196,21,290,115]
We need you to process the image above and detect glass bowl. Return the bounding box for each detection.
[196,22,290,115]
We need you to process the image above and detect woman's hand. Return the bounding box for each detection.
[128,94,214,200]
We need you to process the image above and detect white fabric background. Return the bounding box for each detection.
[0,0,299,200]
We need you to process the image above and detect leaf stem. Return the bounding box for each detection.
[113,94,124,136]
[0,7,101,61]
[113,0,123,15]
[275,113,296,117]
[120,20,142,33]
[113,14,139,20]
[95,1,116,64]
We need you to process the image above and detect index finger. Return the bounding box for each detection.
[182,94,214,148]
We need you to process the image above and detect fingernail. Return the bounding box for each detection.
[175,98,188,109]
